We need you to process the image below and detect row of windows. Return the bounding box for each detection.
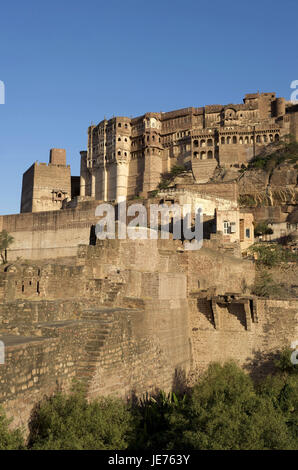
[220,133,279,144]
[192,133,280,147]
[193,139,213,147]
[193,151,214,160]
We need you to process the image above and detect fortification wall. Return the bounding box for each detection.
[1,236,296,434]
[0,202,100,261]
[188,297,298,381]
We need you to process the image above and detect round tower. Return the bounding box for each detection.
[276,97,285,117]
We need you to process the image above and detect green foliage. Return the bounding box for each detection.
[178,362,296,450]
[0,230,14,264]
[157,165,187,190]
[132,362,298,450]
[251,270,282,297]
[249,243,298,267]
[0,407,25,450]
[132,390,188,450]
[248,136,298,171]
[238,194,256,207]
[254,221,273,237]
[275,348,298,375]
[2,355,297,450]
[257,372,298,443]
[28,390,134,450]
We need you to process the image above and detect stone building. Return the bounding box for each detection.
[80,92,298,202]
[20,149,79,213]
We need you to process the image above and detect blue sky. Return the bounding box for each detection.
[0,0,297,214]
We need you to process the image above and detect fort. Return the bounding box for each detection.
[0,91,297,432]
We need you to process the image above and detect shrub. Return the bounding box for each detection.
[177,362,297,450]
[0,407,24,450]
[251,270,283,297]
[157,165,187,190]
[132,391,188,450]
[248,137,298,171]
[254,222,273,237]
[249,243,298,267]
[28,390,134,450]
[0,230,14,264]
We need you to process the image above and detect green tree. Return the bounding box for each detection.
[176,362,296,450]
[0,407,25,450]
[0,230,14,264]
[28,390,135,450]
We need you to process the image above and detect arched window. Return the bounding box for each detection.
[250,136,254,143]
[207,150,213,159]
[227,136,231,144]
[263,135,267,143]
[200,151,206,160]
[194,139,199,147]
[200,139,206,147]
[269,134,273,142]
[239,137,243,144]
[118,123,121,127]
[118,137,121,141]
[275,134,279,142]
[256,135,261,143]
[118,150,121,156]
[233,136,237,144]
[221,137,225,144]
[194,151,199,158]
[245,136,249,144]
[207,138,213,147]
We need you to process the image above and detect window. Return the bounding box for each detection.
[223,221,230,234]
[246,228,250,238]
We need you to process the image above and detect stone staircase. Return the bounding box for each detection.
[76,307,122,389]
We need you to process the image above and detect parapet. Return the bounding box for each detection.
[49,148,66,166]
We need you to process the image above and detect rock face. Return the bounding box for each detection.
[211,160,298,210]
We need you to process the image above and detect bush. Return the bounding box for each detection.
[254,222,273,237]
[157,165,187,190]
[131,391,188,450]
[176,362,297,450]
[28,390,135,450]
[249,243,298,267]
[0,407,24,450]
[132,361,298,450]
[248,137,298,171]
[3,357,297,450]
[251,270,283,297]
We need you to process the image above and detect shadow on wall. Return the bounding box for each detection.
[244,349,280,380]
